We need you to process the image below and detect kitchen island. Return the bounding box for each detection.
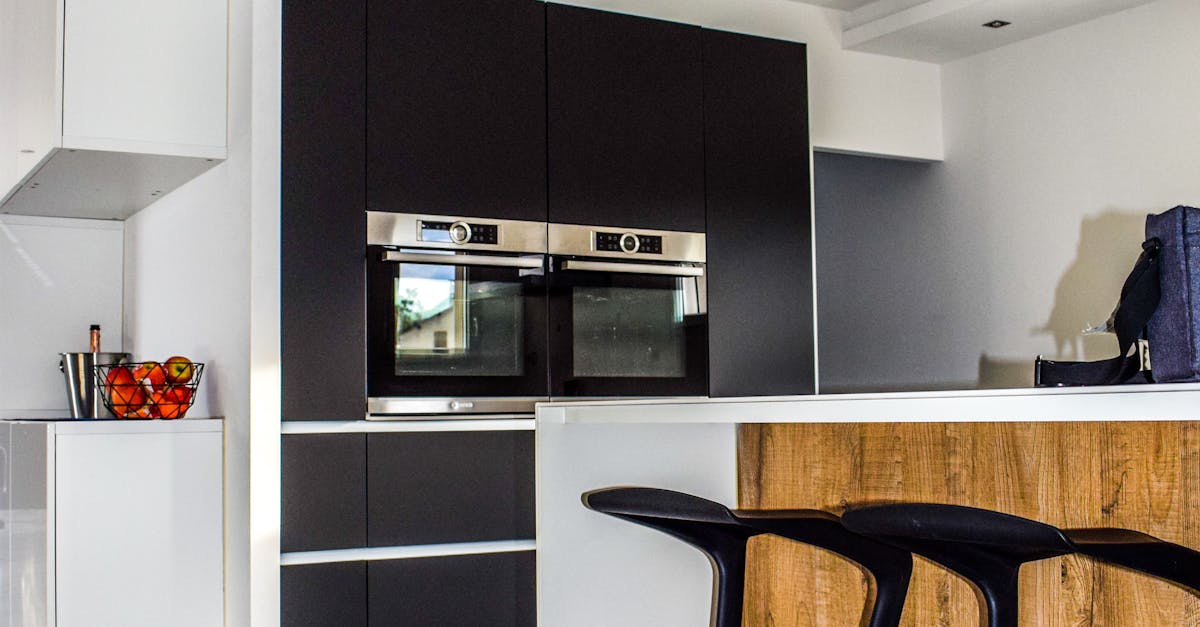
[536,384,1200,626]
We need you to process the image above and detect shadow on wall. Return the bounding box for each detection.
[1034,210,1146,363]
[976,211,1146,390]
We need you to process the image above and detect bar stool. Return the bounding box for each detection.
[582,487,913,627]
[841,503,1200,627]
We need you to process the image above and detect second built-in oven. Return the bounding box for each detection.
[548,223,708,397]
[366,212,548,416]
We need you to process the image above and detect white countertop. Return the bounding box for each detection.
[3,417,224,434]
[536,382,1200,424]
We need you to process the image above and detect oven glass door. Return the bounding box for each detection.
[549,257,707,397]
[367,246,548,399]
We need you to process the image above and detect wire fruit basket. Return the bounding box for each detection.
[95,360,204,419]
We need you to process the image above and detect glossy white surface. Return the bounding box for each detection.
[4,420,223,627]
[536,411,736,627]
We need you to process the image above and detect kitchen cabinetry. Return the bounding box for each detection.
[369,552,535,625]
[281,562,368,627]
[703,30,815,397]
[367,431,535,546]
[280,434,366,552]
[280,553,534,627]
[367,0,546,222]
[0,0,227,219]
[281,0,366,422]
[547,4,705,232]
[0,419,224,627]
[279,423,536,627]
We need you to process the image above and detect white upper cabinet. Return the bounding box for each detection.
[0,0,227,220]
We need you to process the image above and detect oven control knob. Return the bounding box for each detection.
[449,221,472,244]
[619,232,640,254]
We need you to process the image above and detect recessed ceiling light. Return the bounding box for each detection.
[983,20,1011,28]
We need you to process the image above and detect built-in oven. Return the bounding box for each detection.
[366,212,548,417]
[548,223,707,397]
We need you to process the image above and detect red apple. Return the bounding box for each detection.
[105,366,147,417]
[132,362,167,391]
[164,356,194,385]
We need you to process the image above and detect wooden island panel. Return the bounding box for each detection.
[738,422,1200,626]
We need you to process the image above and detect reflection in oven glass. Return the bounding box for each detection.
[572,283,686,378]
[394,264,524,377]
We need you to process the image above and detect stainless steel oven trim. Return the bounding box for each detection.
[367,397,548,418]
[560,259,704,276]
[368,211,548,253]
[548,222,705,263]
[382,250,545,269]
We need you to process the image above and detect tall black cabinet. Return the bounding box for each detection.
[703,29,815,396]
[367,0,546,221]
[281,0,367,422]
[546,4,705,232]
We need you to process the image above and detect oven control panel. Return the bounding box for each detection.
[595,231,663,255]
[419,220,499,245]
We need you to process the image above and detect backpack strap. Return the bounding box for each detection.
[1036,238,1161,386]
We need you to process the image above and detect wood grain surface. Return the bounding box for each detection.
[737,422,1200,626]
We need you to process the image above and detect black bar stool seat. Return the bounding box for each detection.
[583,487,912,627]
[842,503,1200,627]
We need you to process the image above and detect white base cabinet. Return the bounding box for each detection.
[1,419,223,627]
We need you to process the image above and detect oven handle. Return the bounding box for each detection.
[382,250,544,269]
[561,260,705,277]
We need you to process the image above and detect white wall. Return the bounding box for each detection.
[817,0,1200,391]
[554,0,944,161]
[122,0,262,623]
[0,216,123,416]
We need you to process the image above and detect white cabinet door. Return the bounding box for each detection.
[53,429,223,627]
[0,0,60,198]
[62,0,226,155]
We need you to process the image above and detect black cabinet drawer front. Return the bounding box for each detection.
[282,434,367,552]
[368,431,535,546]
[368,552,535,627]
[281,562,368,627]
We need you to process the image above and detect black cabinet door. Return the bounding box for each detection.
[367,0,546,221]
[367,431,535,546]
[547,4,704,232]
[282,562,367,627]
[280,559,364,624]
[368,552,535,627]
[281,0,367,421]
[281,434,367,552]
[703,30,815,397]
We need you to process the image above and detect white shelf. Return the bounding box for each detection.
[538,383,1200,424]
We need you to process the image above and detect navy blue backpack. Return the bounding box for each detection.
[1037,205,1200,386]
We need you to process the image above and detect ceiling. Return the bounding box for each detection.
[792,0,1159,63]
[791,0,877,9]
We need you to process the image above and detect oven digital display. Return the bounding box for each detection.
[419,221,454,243]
